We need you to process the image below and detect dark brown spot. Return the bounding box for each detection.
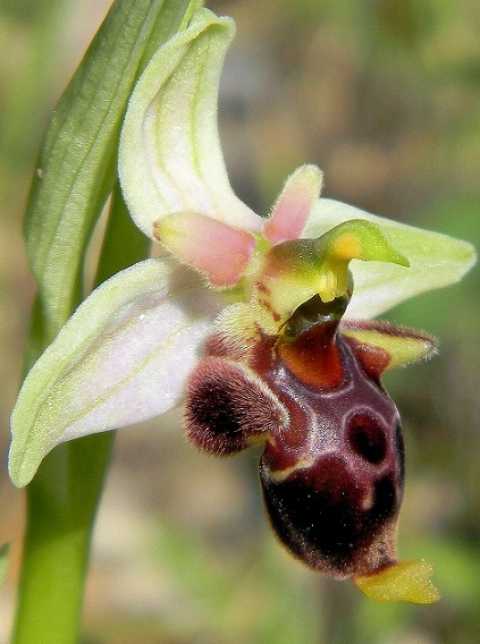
[348,414,387,464]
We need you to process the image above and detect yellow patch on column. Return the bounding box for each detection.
[332,233,362,260]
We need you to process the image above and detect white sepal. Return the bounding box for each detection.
[304,198,476,319]
[9,259,222,487]
[119,9,261,240]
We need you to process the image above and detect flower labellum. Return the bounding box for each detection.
[184,215,439,603]
[10,8,476,603]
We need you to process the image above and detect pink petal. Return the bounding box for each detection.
[264,165,323,244]
[154,212,256,287]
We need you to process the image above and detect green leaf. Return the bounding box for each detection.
[25,0,200,344]
[304,198,476,319]
[118,8,262,240]
[10,259,222,488]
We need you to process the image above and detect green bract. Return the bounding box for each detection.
[9,8,476,488]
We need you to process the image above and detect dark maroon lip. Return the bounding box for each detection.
[185,299,412,580]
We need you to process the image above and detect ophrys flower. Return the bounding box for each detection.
[10,9,476,603]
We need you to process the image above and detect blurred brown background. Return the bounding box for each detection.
[1,1,479,642]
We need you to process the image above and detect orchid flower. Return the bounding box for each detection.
[10,9,475,604]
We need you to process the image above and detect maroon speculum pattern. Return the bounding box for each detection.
[185,294,407,580]
[259,330,403,579]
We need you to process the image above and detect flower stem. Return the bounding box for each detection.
[12,186,150,644]
[12,439,114,644]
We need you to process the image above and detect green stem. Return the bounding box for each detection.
[12,186,149,644]
[12,439,114,644]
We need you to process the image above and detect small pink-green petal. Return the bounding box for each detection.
[154,212,256,287]
[303,198,477,318]
[9,259,223,488]
[263,165,323,244]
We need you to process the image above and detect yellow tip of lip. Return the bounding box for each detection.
[354,560,440,605]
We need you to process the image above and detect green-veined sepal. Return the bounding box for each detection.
[119,9,262,241]
[304,198,476,319]
[9,260,222,488]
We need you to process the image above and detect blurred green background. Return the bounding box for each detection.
[1,1,479,642]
